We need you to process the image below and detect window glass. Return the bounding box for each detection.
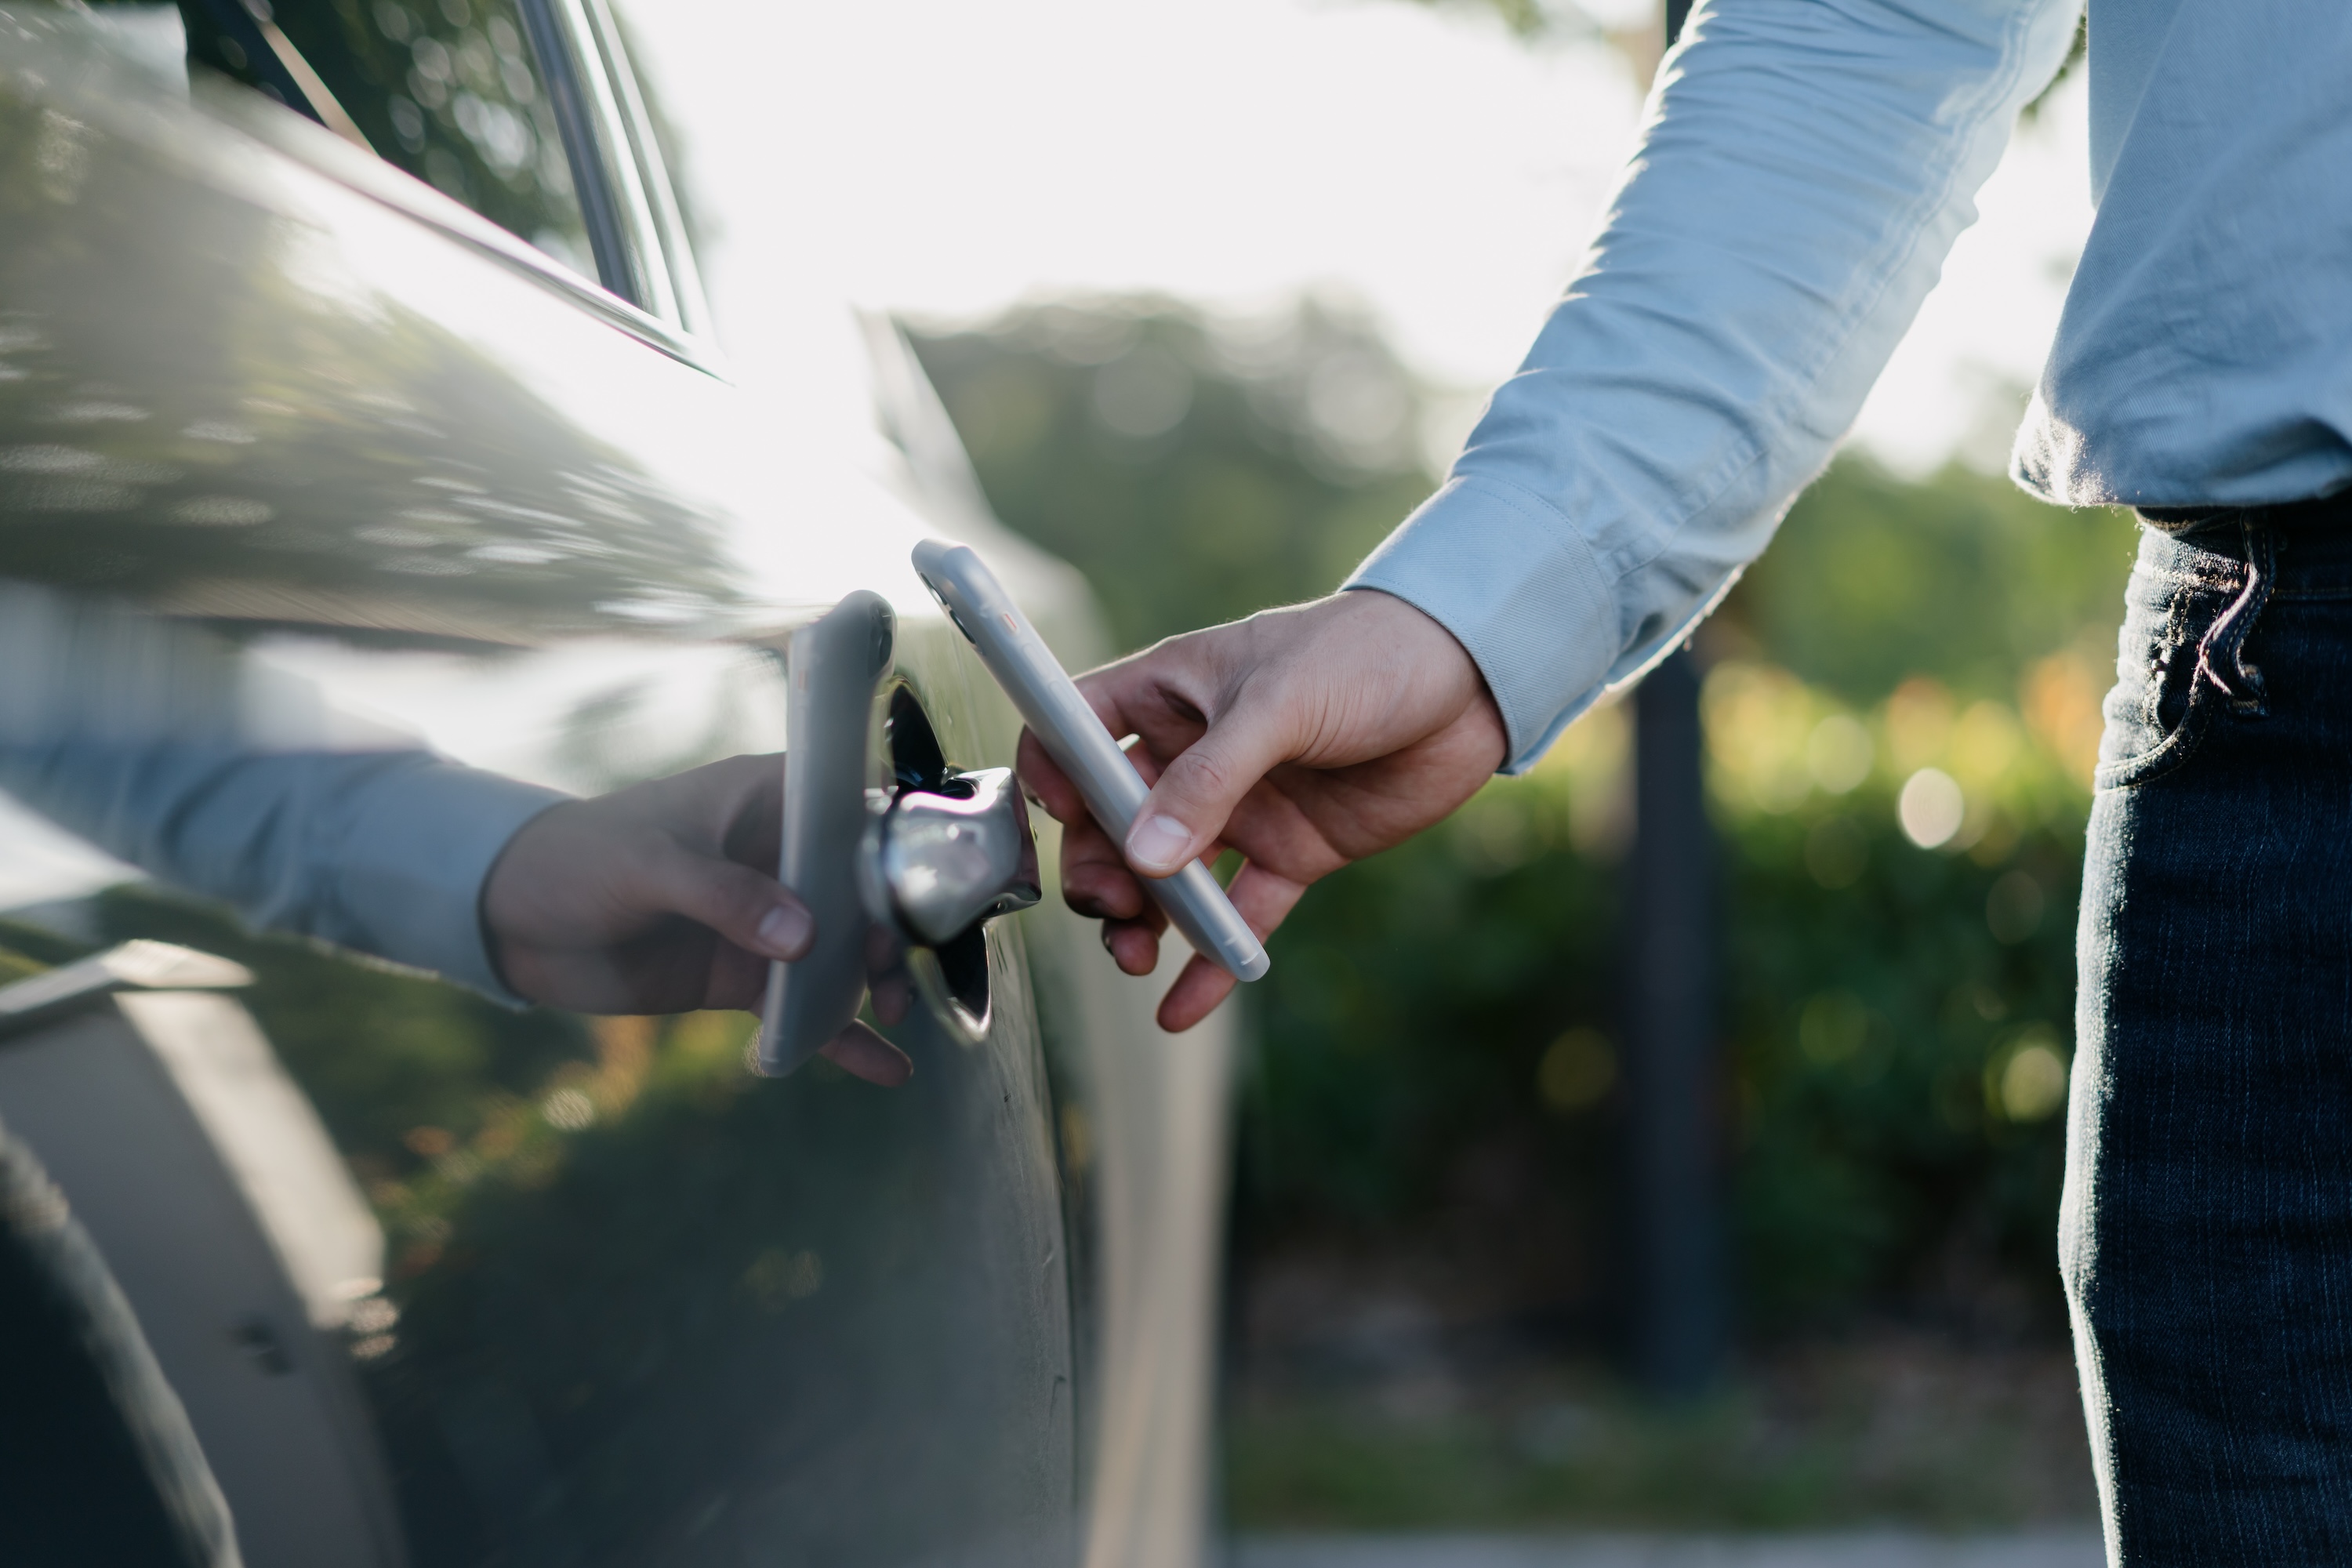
[176,0,598,280]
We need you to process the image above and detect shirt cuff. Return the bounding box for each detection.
[1343,474,1618,774]
[328,762,570,1004]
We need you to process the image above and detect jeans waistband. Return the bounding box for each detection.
[2141,491,2352,537]
[2139,492,2352,578]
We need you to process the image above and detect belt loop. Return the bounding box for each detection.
[2198,514,2274,717]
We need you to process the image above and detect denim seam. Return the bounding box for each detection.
[2098,527,2278,791]
[2195,519,2274,716]
[2094,665,2216,793]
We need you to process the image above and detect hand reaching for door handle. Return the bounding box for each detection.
[1017,590,1507,1033]
[481,752,914,1087]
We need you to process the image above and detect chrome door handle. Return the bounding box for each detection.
[863,768,1040,948]
[757,593,1040,1076]
[760,593,891,1076]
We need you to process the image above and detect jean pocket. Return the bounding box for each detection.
[2094,573,2231,792]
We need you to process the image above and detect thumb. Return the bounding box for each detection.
[1122,686,1293,877]
[642,839,815,962]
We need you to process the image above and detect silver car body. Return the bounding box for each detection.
[0,7,1226,1563]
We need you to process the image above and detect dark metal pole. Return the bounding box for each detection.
[1621,0,1722,1405]
[1615,0,1724,1410]
[1625,649,1722,1397]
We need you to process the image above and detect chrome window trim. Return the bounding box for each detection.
[579,0,713,339]
[525,0,678,325]
[512,0,641,307]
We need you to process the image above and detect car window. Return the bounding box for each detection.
[174,0,600,282]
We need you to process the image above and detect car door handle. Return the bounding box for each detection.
[757,591,1039,1076]
[863,767,1040,948]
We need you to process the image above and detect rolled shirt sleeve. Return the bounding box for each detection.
[0,743,568,1000]
[1346,0,2082,771]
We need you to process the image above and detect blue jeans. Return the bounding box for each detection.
[2070,503,2352,1562]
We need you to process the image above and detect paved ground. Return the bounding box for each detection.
[1230,1534,2105,1568]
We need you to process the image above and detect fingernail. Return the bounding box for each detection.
[1126,814,1192,875]
[757,903,813,960]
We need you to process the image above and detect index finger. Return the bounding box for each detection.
[1015,725,1087,826]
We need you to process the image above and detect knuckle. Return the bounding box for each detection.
[1170,746,1237,801]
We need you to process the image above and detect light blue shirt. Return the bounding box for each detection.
[0,580,568,998]
[0,745,564,1000]
[1348,0,2352,771]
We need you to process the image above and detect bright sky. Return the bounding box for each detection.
[627,0,2096,477]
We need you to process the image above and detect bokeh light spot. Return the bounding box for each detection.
[1990,1029,2069,1122]
[1806,713,1874,793]
[1537,1028,1616,1113]
[540,1086,595,1132]
[1897,768,1965,848]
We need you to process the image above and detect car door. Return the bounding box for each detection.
[0,5,1230,1565]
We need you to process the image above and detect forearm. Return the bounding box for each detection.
[0,742,566,997]
[1349,0,2080,770]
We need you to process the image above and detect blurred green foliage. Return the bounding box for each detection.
[1708,720,2085,1322]
[913,296,2136,1338]
[1226,1341,2093,1530]
[1727,459,2136,707]
[909,299,1435,655]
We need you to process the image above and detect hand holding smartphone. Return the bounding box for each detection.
[912,539,1270,985]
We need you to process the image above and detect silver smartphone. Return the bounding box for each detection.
[911,539,1271,985]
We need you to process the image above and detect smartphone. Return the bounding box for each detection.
[911,539,1271,984]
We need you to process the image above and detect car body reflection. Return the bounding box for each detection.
[0,6,1229,1565]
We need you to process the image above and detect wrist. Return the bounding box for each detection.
[1342,475,1618,770]
[1330,585,1499,724]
